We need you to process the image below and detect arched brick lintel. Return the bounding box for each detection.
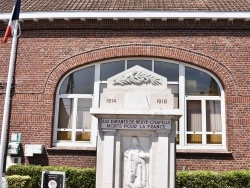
[45,44,237,96]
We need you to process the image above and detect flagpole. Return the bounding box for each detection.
[0,22,19,186]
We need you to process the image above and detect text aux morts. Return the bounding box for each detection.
[101,119,171,130]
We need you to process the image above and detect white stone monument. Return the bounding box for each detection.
[91,65,182,188]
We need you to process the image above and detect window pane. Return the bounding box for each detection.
[206,100,222,132]
[57,131,71,141]
[77,98,92,130]
[76,132,91,141]
[187,100,202,132]
[175,120,180,145]
[59,66,95,94]
[185,67,220,96]
[58,98,73,129]
[100,60,125,81]
[207,134,222,144]
[187,134,202,144]
[176,134,179,145]
[154,61,179,81]
[127,60,152,70]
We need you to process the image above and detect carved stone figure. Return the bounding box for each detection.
[123,137,149,188]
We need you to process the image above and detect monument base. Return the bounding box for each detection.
[95,124,176,188]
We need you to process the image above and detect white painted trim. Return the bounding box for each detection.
[1,11,250,21]
[179,65,185,147]
[72,98,78,142]
[220,86,226,148]
[177,145,227,150]
[202,99,206,145]
[59,94,93,98]
[92,64,101,144]
[186,96,221,100]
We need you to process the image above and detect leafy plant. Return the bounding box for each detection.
[6,175,31,188]
[7,165,250,188]
[6,165,95,188]
[176,170,250,188]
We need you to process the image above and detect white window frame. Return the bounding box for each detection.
[53,58,226,150]
[177,64,226,150]
[53,64,98,147]
[184,97,223,147]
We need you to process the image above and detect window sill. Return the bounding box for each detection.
[177,149,231,154]
[176,149,233,158]
[47,146,96,151]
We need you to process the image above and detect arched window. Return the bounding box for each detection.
[54,58,225,149]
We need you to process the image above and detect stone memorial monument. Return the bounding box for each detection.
[91,65,182,188]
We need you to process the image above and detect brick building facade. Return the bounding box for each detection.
[1,0,250,172]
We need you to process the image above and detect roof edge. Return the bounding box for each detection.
[1,11,250,22]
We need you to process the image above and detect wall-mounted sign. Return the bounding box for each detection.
[11,133,21,142]
[101,119,171,130]
[41,171,65,188]
[7,142,20,155]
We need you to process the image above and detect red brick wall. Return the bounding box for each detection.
[0,19,250,170]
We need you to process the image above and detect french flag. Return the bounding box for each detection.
[2,0,21,44]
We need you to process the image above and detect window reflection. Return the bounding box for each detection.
[58,98,73,129]
[127,60,152,70]
[57,131,71,141]
[187,100,202,132]
[206,134,222,144]
[154,61,179,81]
[100,60,125,81]
[206,100,222,132]
[77,98,92,130]
[187,134,202,144]
[76,132,91,141]
[185,67,220,96]
[59,66,95,94]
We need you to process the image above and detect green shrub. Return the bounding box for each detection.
[176,170,250,188]
[220,171,250,188]
[6,165,95,188]
[7,165,250,188]
[6,175,31,188]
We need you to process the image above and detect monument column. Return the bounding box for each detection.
[91,66,182,188]
[157,130,171,188]
[102,130,116,188]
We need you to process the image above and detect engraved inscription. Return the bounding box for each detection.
[106,99,117,103]
[157,99,167,104]
[102,119,171,130]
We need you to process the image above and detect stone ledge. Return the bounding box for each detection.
[176,149,233,159]
[177,149,231,154]
[47,146,96,151]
